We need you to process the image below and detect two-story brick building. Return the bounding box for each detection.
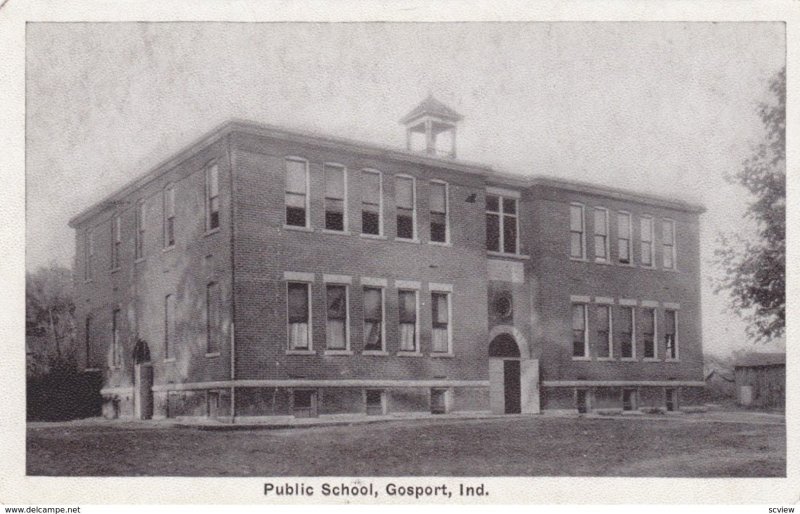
[68,97,705,420]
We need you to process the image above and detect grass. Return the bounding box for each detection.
[26,415,785,477]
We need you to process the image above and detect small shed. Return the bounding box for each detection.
[734,352,785,409]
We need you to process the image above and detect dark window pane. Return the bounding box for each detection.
[502,197,516,215]
[486,213,500,251]
[286,206,306,227]
[503,215,517,253]
[326,285,347,320]
[430,212,446,242]
[397,213,414,239]
[325,211,344,231]
[210,210,219,230]
[288,283,309,323]
[398,290,416,323]
[486,195,499,212]
[362,210,380,235]
[570,232,582,258]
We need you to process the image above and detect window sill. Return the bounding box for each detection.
[430,352,455,358]
[571,356,592,361]
[110,267,121,274]
[662,267,680,273]
[205,352,220,358]
[487,251,530,261]
[162,246,176,254]
[594,259,614,266]
[396,237,420,244]
[616,261,635,268]
[164,358,176,363]
[134,257,146,264]
[397,351,423,358]
[639,264,656,271]
[324,350,353,356]
[643,357,660,362]
[204,227,221,238]
[286,349,316,356]
[596,357,615,362]
[360,233,387,240]
[665,358,681,363]
[321,229,351,236]
[428,240,451,247]
[110,366,122,371]
[620,357,638,362]
[362,350,388,356]
[283,224,313,233]
[569,256,588,263]
[84,367,101,372]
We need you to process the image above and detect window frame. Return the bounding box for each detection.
[595,303,613,360]
[205,163,220,232]
[323,162,348,233]
[430,289,453,355]
[286,280,314,353]
[617,211,632,265]
[164,294,174,361]
[569,202,586,260]
[662,218,676,270]
[110,214,121,270]
[640,215,655,268]
[642,306,657,360]
[571,302,589,359]
[84,227,94,281]
[324,282,351,353]
[362,284,386,354]
[284,156,310,229]
[429,180,450,245]
[163,184,176,248]
[135,199,146,260]
[397,286,420,355]
[665,309,679,361]
[111,308,121,369]
[619,305,637,360]
[360,168,384,237]
[205,282,220,356]
[593,207,610,263]
[394,174,417,241]
[486,192,520,255]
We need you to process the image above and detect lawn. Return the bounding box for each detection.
[26,415,785,477]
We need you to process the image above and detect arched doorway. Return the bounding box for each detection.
[132,339,153,420]
[489,334,521,414]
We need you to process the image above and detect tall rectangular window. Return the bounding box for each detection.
[429,181,448,243]
[486,194,518,254]
[164,294,174,360]
[84,228,94,281]
[596,304,611,358]
[111,215,121,269]
[285,158,308,227]
[206,164,220,231]
[287,282,311,350]
[572,303,587,358]
[642,307,656,359]
[570,204,585,259]
[361,170,382,235]
[663,219,676,269]
[398,289,418,352]
[324,164,346,231]
[431,291,451,353]
[164,185,175,247]
[619,306,635,359]
[641,216,654,267]
[326,284,348,350]
[665,310,678,360]
[618,212,632,264]
[363,286,384,351]
[111,309,121,367]
[395,176,416,240]
[594,208,609,262]
[135,200,146,259]
[206,282,220,354]
[85,316,94,368]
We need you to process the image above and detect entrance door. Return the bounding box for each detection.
[132,339,153,420]
[504,360,521,414]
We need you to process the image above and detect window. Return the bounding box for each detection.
[486,194,518,254]
[619,306,635,359]
[206,282,220,354]
[398,289,418,352]
[429,181,448,243]
[111,309,121,367]
[110,215,121,269]
[431,291,451,353]
[285,158,309,227]
[206,164,220,231]
[84,228,94,281]
[287,282,311,350]
[135,200,146,259]
[164,185,175,247]
[293,389,318,418]
[361,170,382,235]
[324,164,346,231]
[641,216,654,266]
[326,284,348,350]
[665,310,678,360]
[594,208,609,262]
[430,388,448,414]
[572,303,587,358]
[663,219,676,269]
[395,176,416,240]
[365,389,384,415]
[618,212,632,264]
[570,203,585,259]
[642,307,656,359]
[85,316,94,368]
[596,304,612,358]
[363,286,384,351]
[164,294,174,360]
[622,388,637,411]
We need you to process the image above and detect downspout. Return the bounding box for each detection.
[226,132,237,424]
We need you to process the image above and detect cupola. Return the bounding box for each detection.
[400,95,462,158]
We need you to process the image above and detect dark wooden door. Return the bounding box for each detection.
[504,360,521,414]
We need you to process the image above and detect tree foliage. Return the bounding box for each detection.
[714,67,785,342]
[26,263,77,377]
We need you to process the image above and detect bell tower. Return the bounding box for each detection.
[400,95,463,158]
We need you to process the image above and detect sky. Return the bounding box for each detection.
[25,22,785,356]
